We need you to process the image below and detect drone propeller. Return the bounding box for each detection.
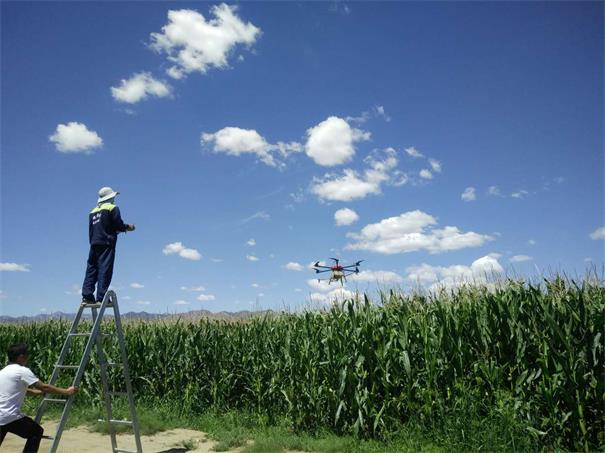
[330,257,340,265]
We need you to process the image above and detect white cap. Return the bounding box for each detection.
[97,186,119,203]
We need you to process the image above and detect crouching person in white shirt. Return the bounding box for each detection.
[0,343,78,452]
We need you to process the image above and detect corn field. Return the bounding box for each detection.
[1,277,603,450]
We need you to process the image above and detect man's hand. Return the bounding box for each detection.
[126,224,136,232]
[66,386,78,396]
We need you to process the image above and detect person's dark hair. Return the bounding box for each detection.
[7,343,28,362]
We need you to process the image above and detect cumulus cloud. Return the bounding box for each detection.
[246,255,259,262]
[346,210,493,254]
[305,116,370,166]
[405,147,424,158]
[461,187,476,202]
[111,72,171,104]
[49,122,103,153]
[0,262,30,272]
[201,127,301,168]
[162,242,202,260]
[247,238,256,246]
[311,148,403,202]
[487,186,502,197]
[511,190,529,199]
[348,270,403,284]
[309,288,356,304]
[590,227,605,240]
[284,262,304,271]
[419,169,433,180]
[429,159,442,173]
[130,282,144,289]
[175,300,190,305]
[197,293,216,301]
[181,286,205,292]
[406,255,504,290]
[149,5,261,79]
[510,255,532,263]
[334,208,360,226]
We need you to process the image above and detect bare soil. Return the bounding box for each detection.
[2,420,230,453]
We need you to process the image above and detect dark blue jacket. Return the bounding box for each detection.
[89,203,128,246]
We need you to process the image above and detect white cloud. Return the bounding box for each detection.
[180,285,205,292]
[311,169,381,202]
[251,283,260,288]
[162,242,202,260]
[130,282,144,289]
[349,270,403,284]
[309,288,355,304]
[201,127,302,168]
[307,278,333,292]
[311,148,402,202]
[528,239,536,246]
[510,255,532,263]
[197,293,216,301]
[590,227,605,240]
[241,211,271,223]
[419,169,433,180]
[136,300,151,305]
[405,147,424,158]
[284,262,304,271]
[461,187,476,202]
[305,116,370,166]
[246,255,259,262]
[49,122,103,153]
[175,300,190,305]
[0,262,30,272]
[374,105,391,122]
[428,159,442,173]
[511,190,529,199]
[111,72,171,104]
[406,255,504,290]
[487,186,502,197]
[247,238,256,246]
[346,210,493,254]
[334,208,360,226]
[150,5,261,79]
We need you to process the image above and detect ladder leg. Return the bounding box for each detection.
[93,306,119,452]
[49,295,110,453]
[35,304,86,424]
[111,292,143,453]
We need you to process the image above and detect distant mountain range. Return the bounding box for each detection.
[0,309,275,323]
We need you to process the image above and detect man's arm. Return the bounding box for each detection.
[26,388,43,396]
[111,206,135,232]
[32,380,78,396]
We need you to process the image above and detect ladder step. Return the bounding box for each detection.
[43,398,67,403]
[82,302,102,308]
[109,391,128,397]
[106,362,123,367]
[115,449,138,453]
[56,365,79,369]
[98,418,133,426]
[69,333,91,337]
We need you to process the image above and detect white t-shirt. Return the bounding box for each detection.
[0,363,39,425]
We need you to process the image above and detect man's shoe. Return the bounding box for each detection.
[81,297,95,305]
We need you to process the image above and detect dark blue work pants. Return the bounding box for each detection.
[81,244,116,302]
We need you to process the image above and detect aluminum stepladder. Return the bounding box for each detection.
[35,290,143,453]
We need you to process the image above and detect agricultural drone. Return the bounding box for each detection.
[313,258,364,286]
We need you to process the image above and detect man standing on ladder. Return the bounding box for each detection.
[82,187,135,304]
[0,343,78,452]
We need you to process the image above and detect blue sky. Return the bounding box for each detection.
[1,1,603,316]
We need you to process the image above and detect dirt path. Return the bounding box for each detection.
[2,420,230,453]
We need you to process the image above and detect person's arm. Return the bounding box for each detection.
[32,380,78,396]
[111,206,135,232]
[26,387,43,396]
